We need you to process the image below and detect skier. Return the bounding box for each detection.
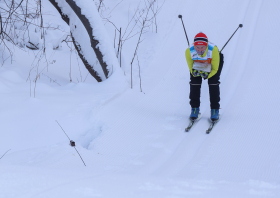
[185,32,224,121]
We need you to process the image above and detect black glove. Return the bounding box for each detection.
[201,71,209,79]
[193,70,209,79]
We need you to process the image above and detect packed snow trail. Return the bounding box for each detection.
[1,0,280,197]
[92,0,280,190]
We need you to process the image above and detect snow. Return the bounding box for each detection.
[1,0,280,197]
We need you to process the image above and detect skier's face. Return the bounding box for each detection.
[194,45,207,55]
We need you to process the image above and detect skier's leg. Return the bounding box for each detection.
[189,74,202,108]
[208,53,224,109]
[208,79,220,109]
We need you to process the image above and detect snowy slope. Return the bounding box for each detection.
[1,0,280,197]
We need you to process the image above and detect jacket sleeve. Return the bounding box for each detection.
[185,48,194,74]
[208,46,220,78]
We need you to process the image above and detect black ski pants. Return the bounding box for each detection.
[189,53,224,109]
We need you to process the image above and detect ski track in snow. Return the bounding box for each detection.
[1,0,280,197]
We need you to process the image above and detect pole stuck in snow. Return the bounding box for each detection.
[0,149,11,160]
[220,24,243,53]
[56,120,86,166]
[178,15,190,47]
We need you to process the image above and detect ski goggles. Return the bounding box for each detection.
[193,70,209,79]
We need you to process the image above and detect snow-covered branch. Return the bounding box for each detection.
[49,0,123,82]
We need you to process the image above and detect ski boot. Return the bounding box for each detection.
[211,109,219,121]
[190,108,200,120]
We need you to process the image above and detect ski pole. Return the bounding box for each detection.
[220,24,243,53]
[178,15,190,47]
[0,149,11,160]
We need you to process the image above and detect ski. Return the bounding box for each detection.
[185,113,201,132]
[206,118,220,134]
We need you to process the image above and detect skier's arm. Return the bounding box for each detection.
[185,48,194,74]
[208,46,220,78]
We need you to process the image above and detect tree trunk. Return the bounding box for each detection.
[49,0,70,25]
[49,0,107,82]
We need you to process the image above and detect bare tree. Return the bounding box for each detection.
[129,0,164,89]
[97,0,104,12]
[1,0,164,86]
[0,0,39,62]
[1,0,114,82]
